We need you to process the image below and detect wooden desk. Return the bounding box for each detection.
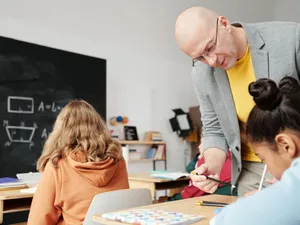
[93,194,237,225]
[0,189,34,224]
[128,174,190,199]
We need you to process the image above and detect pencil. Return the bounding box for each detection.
[258,164,267,191]
[196,200,228,207]
[197,200,228,205]
[191,171,236,189]
[205,176,236,189]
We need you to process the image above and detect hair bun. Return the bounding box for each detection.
[278,76,300,93]
[248,78,282,110]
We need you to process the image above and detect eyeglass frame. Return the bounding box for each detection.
[192,18,219,66]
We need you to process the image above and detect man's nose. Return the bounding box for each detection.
[205,55,218,67]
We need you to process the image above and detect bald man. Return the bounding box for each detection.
[175,6,300,196]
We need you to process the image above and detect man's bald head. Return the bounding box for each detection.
[175,6,218,57]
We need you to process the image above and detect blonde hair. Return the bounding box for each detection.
[37,100,122,171]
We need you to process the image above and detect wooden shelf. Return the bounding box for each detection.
[129,158,166,162]
[118,140,167,170]
[3,198,32,214]
[118,140,165,145]
[3,205,31,214]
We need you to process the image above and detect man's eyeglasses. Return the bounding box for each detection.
[192,18,219,66]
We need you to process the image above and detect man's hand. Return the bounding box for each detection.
[190,148,226,193]
[191,164,220,193]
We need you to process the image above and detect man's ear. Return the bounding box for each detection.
[275,134,297,158]
[218,16,231,32]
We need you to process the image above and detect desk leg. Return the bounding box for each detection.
[0,200,3,224]
[129,180,156,200]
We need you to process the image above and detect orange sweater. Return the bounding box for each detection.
[27,157,129,225]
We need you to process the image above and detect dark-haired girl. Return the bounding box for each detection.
[211,76,300,225]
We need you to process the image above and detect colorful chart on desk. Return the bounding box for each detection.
[102,208,204,225]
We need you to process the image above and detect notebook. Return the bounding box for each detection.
[16,172,41,187]
[102,209,204,225]
[20,186,37,193]
[0,177,20,184]
[151,171,190,180]
[0,177,26,188]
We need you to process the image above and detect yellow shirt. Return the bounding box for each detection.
[226,46,261,162]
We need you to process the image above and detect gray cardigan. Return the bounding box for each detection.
[192,21,300,186]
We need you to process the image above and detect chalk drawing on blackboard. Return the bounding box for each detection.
[5,125,36,143]
[7,96,34,114]
[52,103,58,112]
[41,128,48,139]
[29,141,35,150]
[37,102,44,111]
[38,102,61,112]
[3,120,8,127]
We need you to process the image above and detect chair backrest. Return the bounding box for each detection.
[83,188,152,225]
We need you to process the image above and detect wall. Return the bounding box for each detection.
[0,0,274,173]
[274,0,300,22]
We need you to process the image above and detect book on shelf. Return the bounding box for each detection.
[144,131,164,142]
[154,144,165,159]
[129,150,141,160]
[146,144,165,160]
[151,171,190,180]
[146,148,156,159]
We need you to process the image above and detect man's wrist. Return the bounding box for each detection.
[203,148,226,172]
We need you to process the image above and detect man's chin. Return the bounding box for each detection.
[222,59,236,70]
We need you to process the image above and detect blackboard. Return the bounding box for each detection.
[0,36,106,178]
